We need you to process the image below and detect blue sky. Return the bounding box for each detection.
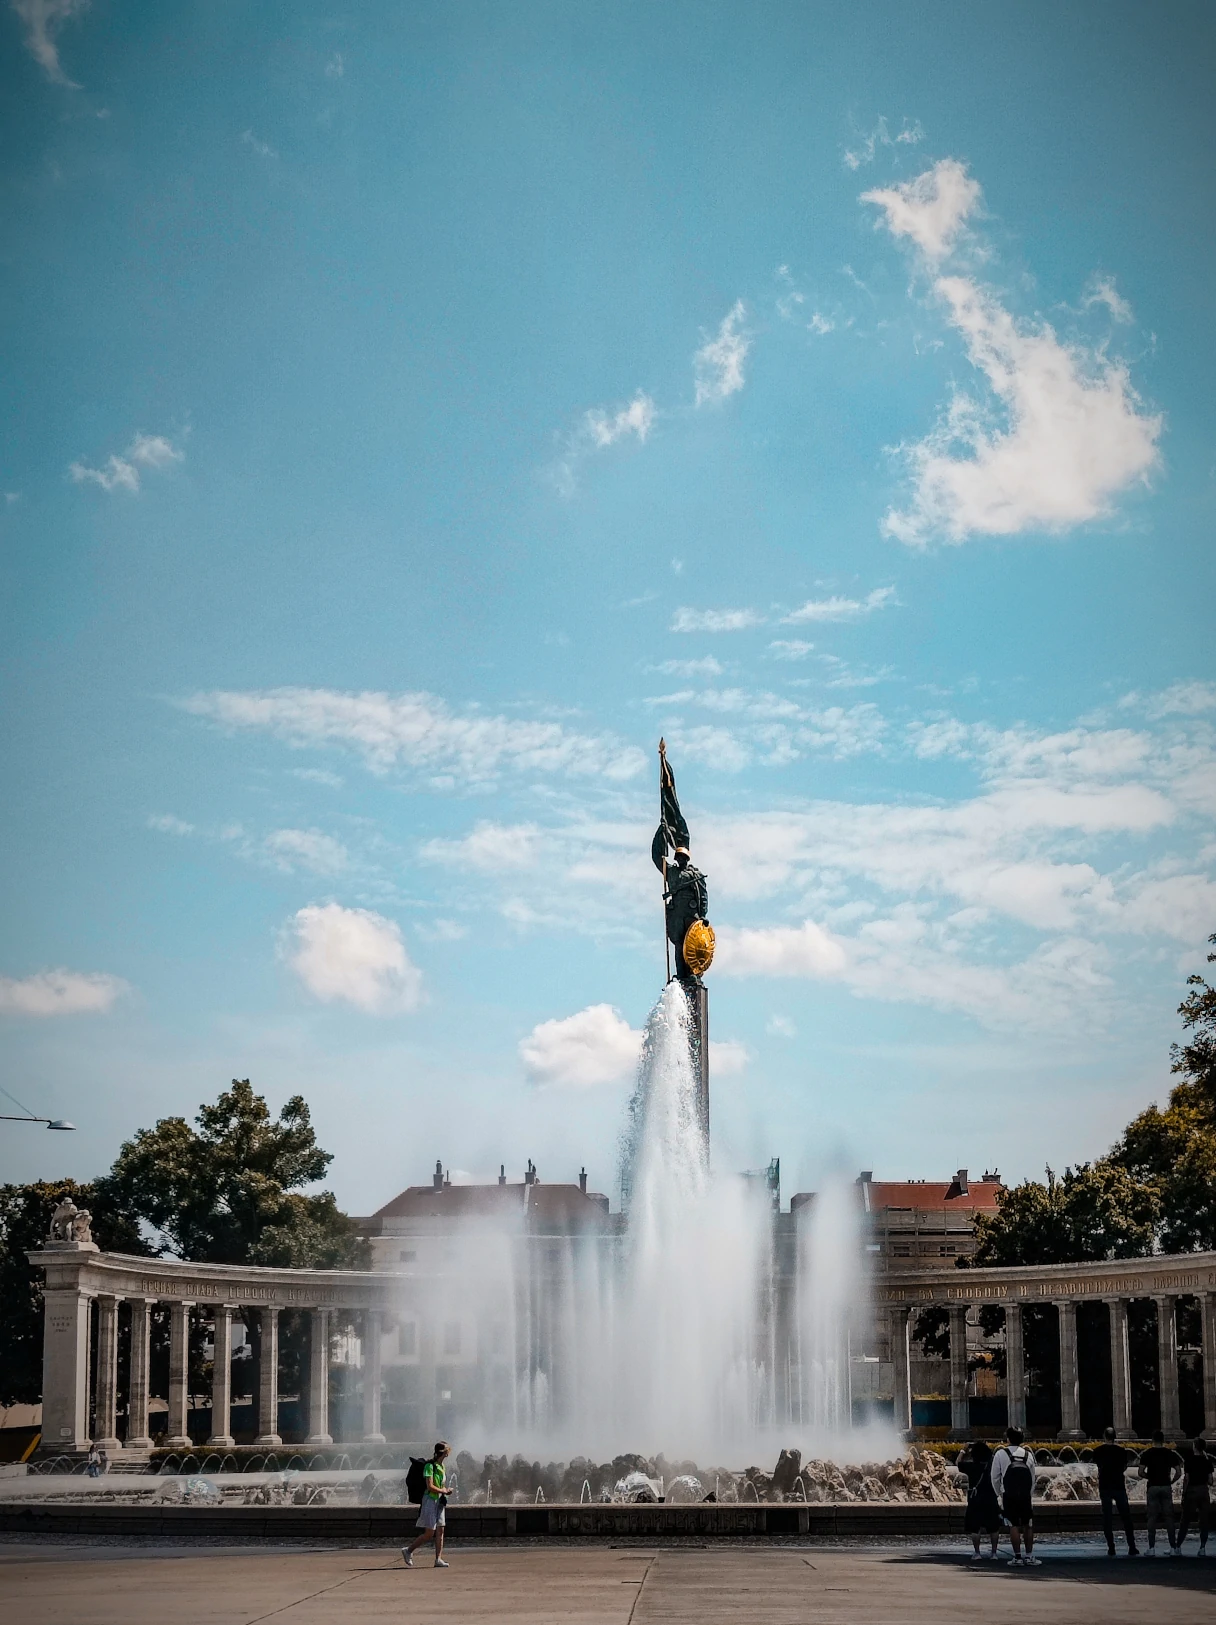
[2,1,1214,1212]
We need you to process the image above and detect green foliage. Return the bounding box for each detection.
[0,1179,146,1408]
[96,1079,367,1268]
[1171,934,1216,1109]
[971,1160,1158,1267]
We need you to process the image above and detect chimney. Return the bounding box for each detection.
[579,1167,587,1194]
[956,1168,969,1194]
[432,1160,444,1193]
[524,1159,536,1187]
[499,1164,506,1187]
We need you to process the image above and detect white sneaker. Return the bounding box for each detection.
[1023,1556,1042,1566]
[1007,1556,1022,1566]
[435,1558,449,1569]
[401,1551,413,1568]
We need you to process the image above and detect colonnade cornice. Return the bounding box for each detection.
[879,1249,1216,1304]
[30,1246,407,1309]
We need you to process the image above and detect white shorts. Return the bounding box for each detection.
[417,1497,445,1530]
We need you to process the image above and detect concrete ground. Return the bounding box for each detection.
[2,1539,1214,1624]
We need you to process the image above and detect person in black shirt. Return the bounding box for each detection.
[960,1440,1002,1559]
[1138,1429,1183,1554]
[1091,1426,1139,1557]
[1178,1437,1213,1556]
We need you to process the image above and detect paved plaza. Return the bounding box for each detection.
[2,1541,1215,1625]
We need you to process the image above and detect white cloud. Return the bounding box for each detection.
[861,157,981,262]
[552,392,656,494]
[671,606,762,633]
[693,301,750,406]
[766,1014,797,1038]
[843,116,925,170]
[265,828,348,875]
[864,161,1162,546]
[147,813,195,836]
[708,1038,750,1075]
[653,657,724,679]
[241,130,278,159]
[716,919,848,978]
[808,312,835,335]
[284,903,422,1014]
[784,586,896,623]
[520,1003,642,1088]
[1084,275,1134,324]
[769,640,814,661]
[12,0,88,87]
[182,687,646,785]
[422,821,539,872]
[1134,681,1216,720]
[70,431,184,495]
[0,968,127,1017]
[325,52,343,78]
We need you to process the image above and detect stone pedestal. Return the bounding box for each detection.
[39,1285,94,1454]
[890,1306,911,1435]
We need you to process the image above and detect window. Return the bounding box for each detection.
[398,1250,416,1263]
[443,1321,462,1356]
[892,1243,912,1257]
[398,1322,417,1358]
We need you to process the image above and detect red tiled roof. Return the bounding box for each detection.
[867,1180,1003,1213]
[372,1183,526,1220]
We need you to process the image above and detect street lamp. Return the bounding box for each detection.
[0,1114,76,1130]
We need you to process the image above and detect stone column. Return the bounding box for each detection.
[1107,1298,1134,1438]
[890,1306,911,1435]
[1201,1292,1216,1441]
[948,1303,970,1438]
[363,1309,385,1444]
[164,1302,192,1449]
[40,1288,93,1453]
[1156,1294,1181,1438]
[209,1305,236,1447]
[93,1294,122,1451]
[255,1307,282,1446]
[125,1297,154,1450]
[1005,1302,1027,1432]
[305,1308,332,1445]
[1056,1299,1082,1440]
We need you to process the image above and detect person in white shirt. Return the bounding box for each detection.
[991,1426,1040,1566]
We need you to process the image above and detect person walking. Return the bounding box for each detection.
[991,1427,1040,1566]
[960,1440,1001,1559]
[1092,1425,1139,1557]
[1139,1429,1183,1555]
[1178,1437,1213,1557]
[402,1442,453,1568]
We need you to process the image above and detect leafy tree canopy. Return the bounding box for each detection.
[96,1078,366,1268]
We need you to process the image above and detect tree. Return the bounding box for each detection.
[969,1161,1158,1267]
[1172,933,1216,1110]
[0,1179,147,1408]
[96,1079,367,1268]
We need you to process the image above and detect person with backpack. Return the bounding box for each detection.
[1092,1425,1139,1557]
[991,1426,1040,1565]
[1138,1429,1183,1555]
[1177,1437,1213,1556]
[402,1441,452,1568]
[959,1439,1001,1559]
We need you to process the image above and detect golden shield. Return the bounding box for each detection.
[682,919,716,976]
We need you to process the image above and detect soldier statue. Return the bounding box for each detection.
[651,740,714,983]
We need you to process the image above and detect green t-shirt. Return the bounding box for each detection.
[423,1460,446,1500]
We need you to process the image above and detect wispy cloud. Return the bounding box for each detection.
[0,967,127,1017]
[422,821,540,873]
[181,687,646,785]
[784,586,896,624]
[282,903,422,1014]
[241,129,278,160]
[652,657,724,679]
[693,300,750,406]
[865,160,1162,545]
[70,432,184,495]
[147,813,195,837]
[1083,275,1134,324]
[671,606,762,634]
[768,640,814,661]
[843,116,925,171]
[265,828,348,876]
[12,0,89,87]
[551,391,656,495]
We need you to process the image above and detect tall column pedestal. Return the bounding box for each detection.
[948,1303,971,1439]
[1056,1299,1083,1440]
[1005,1302,1027,1432]
[256,1307,282,1446]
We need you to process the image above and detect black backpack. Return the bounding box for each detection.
[1002,1447,1033,1498]
[406,1458,427,1504]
